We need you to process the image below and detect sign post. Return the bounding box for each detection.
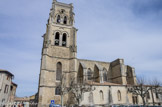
[50,100,61,107]
[51,100,55,104]
[50,100,55,107]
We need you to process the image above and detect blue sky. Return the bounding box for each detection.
[0,0,162,97]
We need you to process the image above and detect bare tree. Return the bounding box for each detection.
[128,76,162,106]
[55,73,69,107]
[149,78,162,106]
[128,76,150,106]
[56,74,95,106]
[67,77,95,106]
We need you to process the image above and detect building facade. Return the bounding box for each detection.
[14,97,30,107]
[0,69,17,107]
[8,82,17,106]
[38,0,162,106]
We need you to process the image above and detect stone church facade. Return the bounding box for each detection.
[38,0,162,106]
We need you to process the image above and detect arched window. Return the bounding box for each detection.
[147,92,150,99]
[117,90,121,101]
[130,70,133,77]
[100,90,104,101]
[57,15,61,23]
[156,92,159,99]
[55,32,60,46]
[81,93,84,101]
[56,62,62,81]
[55,87,61,95]
[89,92,93,103]
[132,96,138,104]
[103,68,107,82]
[62,33,67,47]
[87,68,92,80]
[63,16,67,24]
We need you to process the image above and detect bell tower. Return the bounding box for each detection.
[38,0,77,106]
[43,0,77,57]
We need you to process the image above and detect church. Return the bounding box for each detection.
[37,0,161,106]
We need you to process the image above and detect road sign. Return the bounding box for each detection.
[51,100,55,104]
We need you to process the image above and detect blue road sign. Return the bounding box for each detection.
[51,100,55,104]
